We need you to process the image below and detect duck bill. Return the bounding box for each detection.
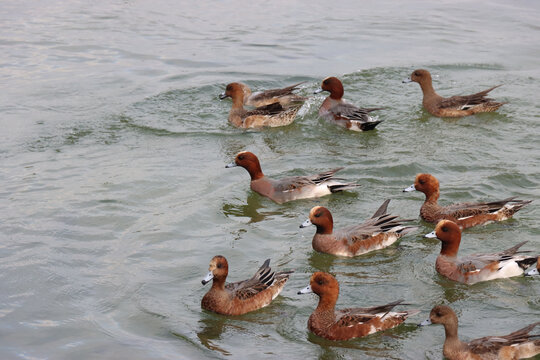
[403,184,416,192]
[313,88,324,94]
[402,78,412,83]
[297,285,312,295]
[525,268,539,276]
[299,219,312,228]
[418,318,432,326]
[201,272,214,285]
[424,231,437,238]
[219,92,229,100]
[225,161,237,168]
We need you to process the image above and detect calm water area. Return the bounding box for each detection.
[1,0,539,359]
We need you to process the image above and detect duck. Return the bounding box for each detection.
[201,255,293,315]
[425,220,537,284]
[298,272,419,341]
[314,76,383,131]
[403,69,505,117]
[299,199,417,256]
[219,82,306,108]
[219,82,302,128]
[403,173,531,229]
[225,151,359,204]
[419,305,540,360]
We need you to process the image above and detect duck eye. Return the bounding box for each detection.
[414,71,420,76]
[419,179,425,185]
[314,212,321,218]
[217,263,222,269]
[317,279,324,285]
[238,155,244,160]
[442,227,448,232]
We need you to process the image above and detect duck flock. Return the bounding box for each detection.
[201,70,539,360]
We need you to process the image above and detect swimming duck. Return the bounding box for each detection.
[426,220,537,284]
[220,82,306,108]
[315,77,382,131]
[403,69,504,117]
[220,82,302,128]
[299,199,417,256]
[403,173,531,229]
[298,272,419,340]
[226,151,359,204]
[201,256,292,315]
[419,305,540,360]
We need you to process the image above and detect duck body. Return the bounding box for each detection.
[426,220,537,284]
[298,272,419,341]
[220,82,301,129]
[404,69,504,117]
[226,151,359,204]
[421,305,540,360]
[300,200,417,256]
[404,173,531,229]
[201,256,292,316]
[316,77,382,131]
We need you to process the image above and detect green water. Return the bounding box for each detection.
[1,1,539,359]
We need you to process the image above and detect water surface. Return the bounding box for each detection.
[1,0,539,359]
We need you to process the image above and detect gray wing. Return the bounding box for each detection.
[337,213,411,244]
[225,259,275,300]
[457,241,529,272]
[329,102,382,123]
[441,197,519,219]
[250,82,305,102]
[439,85,501,109]
[245,102,286,117]
[272,168,344,192]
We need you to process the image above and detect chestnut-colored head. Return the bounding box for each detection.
[310,272,339,299]
[309,206,334,234]
[226,151,264,180]
[234,151,259,167]
[409,69,433,85]
[320,77,344,100]
[414,173,440,198]
[434,220,462,256]
[429,305,458,326]
[202,255,229,286]
[236,151,263,177]
[220,82,245,103]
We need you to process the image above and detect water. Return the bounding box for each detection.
[1,0,539,359]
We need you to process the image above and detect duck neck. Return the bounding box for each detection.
[424,189,440,204]
[444,321,459,340]
[230,92,245,110]
[329,87,344,100]
[440,238,460,257]
[315,221,333,235]
[419,79,438,98]
[210,276,226,291]
[315,225,333,235]
[246,161,264,181]
[315,293,338,314]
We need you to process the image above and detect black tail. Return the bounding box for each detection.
[371,199,391,218]
[328,183,360,193]
[360,120,383,131]
[516,257,539,270]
